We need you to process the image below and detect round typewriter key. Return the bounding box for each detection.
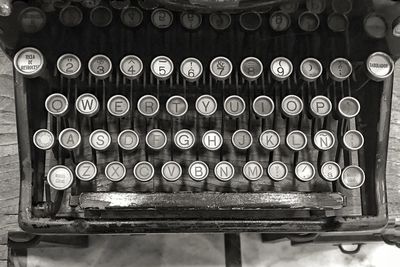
[240,57,263,81]
[364,13,387,39]
[54,0,71,10]
[90,6,112,27]
[174,129,195,150]
[239,12,262,31]
[327,13,349,32]
[253,96,274,118]
[75,161,97,182]
[392,16,400,37]
[166,96,188,117]
[181,12,202,30]
[110,0,130,9]
[280,1,299,13]
[286,130,308,151]
[118,130,139,151]
[189,161,209,181]
[270,57,293,81]
[259,130,280,151]
[214,161,235,182]
[343,130,364,151]
[243,161,263,181]
[138,0,159,10]
[196,95,217,116]
[33,129,55,150]
[268,161,288,181]
[121,7,143,28]
[332,0,352,14]
[210,56,233,81]
[224,95,246,117]
[295,161,316,182]
[202,130,223,151]
[161,161,182,182]
[76,93,99,117]
[146,129,167,150]
[366,52,394,81]
[133,161,154,182]
[338,97,360,119]
[59,5,83,27]
[47,165,74,190]
[341,165,365,189]
[45,93,69,116]
[19,7,46,33]
[321,161,341,182]
[57,54,82,78]
[88,54,112,79]
[81,0,101,8]
[151,8,173,29]
[107,95,130,117]
[232,129,253,150]
[89,129,111,151]
[298,11,320,32]
[180,57,203,82]
[105,161,126,182]
[138,95,160,117]
[306,0,326,14]
[300,58,323,82]
[209,12,231,31]
[269,11,291,32]
[14,47,45,78]
[120,55,143,80]
[310,96,332,118]
[314,130,335,151]
[281,95,303,117]
[151,56,174,80]
[329,58,352,82]
[59,128,81,150]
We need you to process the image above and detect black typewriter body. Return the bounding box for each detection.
[0,0,398,235]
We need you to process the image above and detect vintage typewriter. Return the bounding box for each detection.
[0,0,399,240]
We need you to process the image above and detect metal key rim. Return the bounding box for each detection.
[189,161,209,181]
[252,95,275,118]
[117,129,140,151]
[75,93,99,116]
[146,129,168,150]
[295,161,316,182]
[137,95,160,117]
[231,129,253,150]
[89,129,112,151]
[13,47,45,78]
[88,54,113,79]
[313,130,335,151]
[58,128,81,150]
[267,161,288,181]
[105,161,127,182]
[107,95,131,117]
[33,129,55,150]
[75,161,97,182]
[202,130,223,151]
[166,95,189,117]
[341,165,365,189]
[119,55,144,79]
[47,165,74,191]
[57,53,82,78]
[259,130,281,151]
[214,161,235,182]
[338,97,360,119]
[243,161,264,181]
[320,161,342,182]
[133,161,155,182]
[174,129,195,150]
[161,161,183,182]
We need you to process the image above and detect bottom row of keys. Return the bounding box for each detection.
[47,161,365,191]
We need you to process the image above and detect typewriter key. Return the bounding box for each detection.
[146,129,167,150]
[329,58,352,81]
[224,95,246,117]
[121,7,143,28]
[332,0,352,15]
[14,47,45,78]
[306,0,326,14]
[321,161,341,182]
[151,56,174,80]
[120,55,143,79]
[239,12,262,31]
[174,129,195,150]
[243,161,263,181]
[189,161,209,181]
[343,130,364,151]
[59,128,81,150]
[47,165,74,191]
[364,13,387,39]
[33,129,55,150]
[90,6,113,27]
[232,129,253,150]
[105,161,126,182]
[89,129,111,151]
[210,56,233,81]
[107,95,130,118]
[270,57,293,81]
[280,1,299,13]
[298,11,320,32]
[281,95,303,117]
[75,161,97,182]
[300,58,323,82]
[76,93,99,117]
[45,93,69,116]
[338,97,360,119]
[202,130,223,151]
[314,130,335,151]
[310,96,332,118]
[366,52,394,81]
[137,95,160,117]
[341,165,365,189]
[252,96,274,118]
[259,130,280,151]
[240,57,263,81]
[133,161,155,182]
[57,54,82,78]
[209,12,231,31]
[181,12,202,30]
[59,5,83,27]
[180,57,203,82]
[81,0,101,8]
[392,16,400,37]
[110,0,130,9]
[286,130,308,151]
[196,95,217,117]
[138,0,159,10]
[151,8,173,29]
[166,96,188,117]
[118,130,139,151]
[295,161,316,182]
[269,11,291,32]
[161,161,182,182]
[327,13,349,32]
[267,161,288,181]
[19,7,46,33]
[214,161,235,182]
[88,54,112,79]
